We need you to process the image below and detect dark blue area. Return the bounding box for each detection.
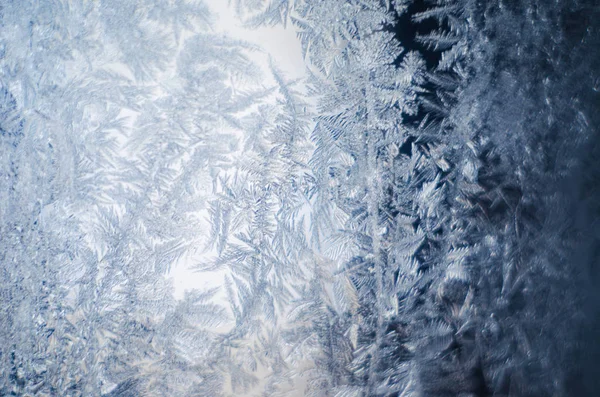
[389,0,441,69]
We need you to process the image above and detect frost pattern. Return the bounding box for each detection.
[1,1,599,397]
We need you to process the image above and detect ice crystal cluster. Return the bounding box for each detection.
[1,0,599,396]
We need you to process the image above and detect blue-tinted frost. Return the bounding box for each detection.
[1,1,599,396]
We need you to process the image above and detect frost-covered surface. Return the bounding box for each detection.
[1,1,599,396]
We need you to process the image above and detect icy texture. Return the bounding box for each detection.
[229,1,600,396]
[0,1,264,395]
[1,1,599,396]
